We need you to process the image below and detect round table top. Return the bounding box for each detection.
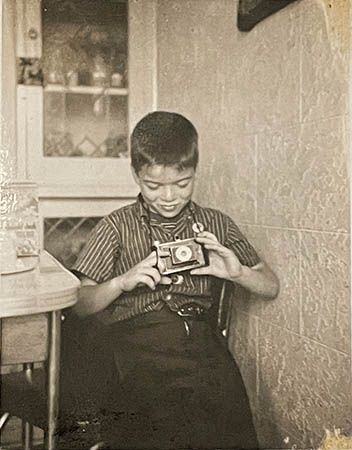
[0,252,80,318]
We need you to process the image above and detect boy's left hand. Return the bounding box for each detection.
[191,231,243,281]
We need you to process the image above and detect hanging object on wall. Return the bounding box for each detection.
[237,0,299,31]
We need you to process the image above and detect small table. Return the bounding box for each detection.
[0,252,80,449]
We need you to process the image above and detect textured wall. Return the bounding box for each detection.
[156,0,351,448]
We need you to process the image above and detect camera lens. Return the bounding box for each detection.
[174,245,193,262]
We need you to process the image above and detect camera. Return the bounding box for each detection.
[153,237,208,275]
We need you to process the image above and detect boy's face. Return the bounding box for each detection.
[133,164,196,218]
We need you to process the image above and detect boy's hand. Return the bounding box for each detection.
[191,231,243,281]
[120,252,172,292]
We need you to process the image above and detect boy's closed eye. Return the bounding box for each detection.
[145,180,190,190]
[176,180,190,188]
[145,183,159,190]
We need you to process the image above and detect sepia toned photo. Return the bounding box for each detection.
[0,1,351,449]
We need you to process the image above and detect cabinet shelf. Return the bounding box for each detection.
[44,84,128,96]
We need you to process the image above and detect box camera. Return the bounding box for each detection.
[154,237,208,275]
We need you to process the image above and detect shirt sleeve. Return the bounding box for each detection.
[71,218,119,283]
[224,216,260,268]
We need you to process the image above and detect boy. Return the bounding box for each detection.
[69,111,279,449]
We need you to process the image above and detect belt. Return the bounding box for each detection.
[109,302,209,332]
[176,302,207,319]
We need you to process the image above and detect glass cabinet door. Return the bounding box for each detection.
[42,0,128,159]
[16,0,156,198]
[16,0,140,198]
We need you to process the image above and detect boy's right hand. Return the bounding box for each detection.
[119,251,171,292]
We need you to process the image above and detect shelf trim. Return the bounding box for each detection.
[44,84,128,96]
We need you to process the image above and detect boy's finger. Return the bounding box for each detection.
[160,276,172,285]
[203,242,228,252]
[143,267,161,284]
[157,258,167,273]
[195,237,222,248]
[143,251,158,266]
[196,236,222,245]
[196,239,228,254]
[196,231,218,241]
[139,275,156,291]
[146,251,157,260]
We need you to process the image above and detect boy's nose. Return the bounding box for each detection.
[160,185,176,202]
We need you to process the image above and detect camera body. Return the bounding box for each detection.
[154,237,208,275]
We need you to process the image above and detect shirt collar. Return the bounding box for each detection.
[136,193,149,220]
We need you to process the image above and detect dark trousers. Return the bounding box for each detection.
[97,308,258,449]
[1,308,258,449]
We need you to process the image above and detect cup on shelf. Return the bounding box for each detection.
[91,55,108,87]
[47,70,65,85]
[67,71,79,87]
[111,72,123,88]
[92,71,107,88]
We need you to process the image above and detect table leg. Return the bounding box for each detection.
[45,310,61,450]
[22,362,34,449]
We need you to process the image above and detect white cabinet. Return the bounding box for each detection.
[14,0,157,216]
[6,0,158,264]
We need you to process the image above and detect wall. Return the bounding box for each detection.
[156,0,351,448]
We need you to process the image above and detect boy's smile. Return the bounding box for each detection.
[133,164,196,218]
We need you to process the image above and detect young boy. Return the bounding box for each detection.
[68,111,279,449]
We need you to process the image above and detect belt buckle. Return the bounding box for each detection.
[176,308,193,318]
[176,303,204,318]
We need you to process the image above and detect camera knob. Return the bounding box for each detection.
[171,274,184,285]
[192,222,204,233]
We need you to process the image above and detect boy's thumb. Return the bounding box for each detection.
[160,276,172,285]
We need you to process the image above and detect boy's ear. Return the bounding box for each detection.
[131,167,140,186]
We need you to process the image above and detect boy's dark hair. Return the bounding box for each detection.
[131,111,199,174]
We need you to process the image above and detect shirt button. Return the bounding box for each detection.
[165,294,172,301]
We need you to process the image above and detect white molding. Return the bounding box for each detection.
[40,197,134,218]
[15,0,42,58]
[38,184,138,198]
[0,1,3,125]
[349,0,352,386]
[1,0,17,170]
[16,85,27,178]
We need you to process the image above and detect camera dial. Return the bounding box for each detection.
[192,222,204,233]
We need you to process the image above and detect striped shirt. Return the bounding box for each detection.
[72,194,260,323]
